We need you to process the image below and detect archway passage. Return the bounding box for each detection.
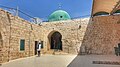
[0,33,2,45]
[0,33,2,63]
[50,32,62,50]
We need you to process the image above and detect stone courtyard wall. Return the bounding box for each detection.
[9,16,43,60]
[0,9,11,63]
[81,15,120,55]
[41,18,89,54]
[0,8,89,63]
[0,9,43,63]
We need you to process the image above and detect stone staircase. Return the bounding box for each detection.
[45,50,54,54]
[45,50,68,55]
[54,51,68,55]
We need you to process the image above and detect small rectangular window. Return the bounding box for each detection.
[20,39,25,51]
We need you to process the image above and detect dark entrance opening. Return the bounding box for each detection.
[35,41,38,55]
[118,43,120,48]
[0,33,2,63]
[50,32,62,50]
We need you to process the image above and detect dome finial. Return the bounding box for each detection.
[58,3,62,9]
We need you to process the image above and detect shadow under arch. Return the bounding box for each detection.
[47,31,62,51]
[93,11,109,16]
[113,9,120,14]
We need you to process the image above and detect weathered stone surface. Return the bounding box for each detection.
[0,9,89,63]
[81,15,120,55]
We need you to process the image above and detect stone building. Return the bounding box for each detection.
[81,0,120,55]
[2,0,120,64]
[0,9,89,63]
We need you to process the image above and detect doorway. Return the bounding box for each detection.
[35,41,38,55]
[50,32,62,50]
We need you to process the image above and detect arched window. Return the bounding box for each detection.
[113,9,120,15]
[93,12,109,16]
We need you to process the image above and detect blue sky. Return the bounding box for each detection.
[0,0,93,21]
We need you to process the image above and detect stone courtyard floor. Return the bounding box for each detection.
[0,54,120,67]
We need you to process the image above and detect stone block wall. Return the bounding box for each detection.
[0,9,43,63]
[8,14,44,60]
[41,18,89,54]
[81,15,120,55]
[0,9,11,63]
[0,8,89,63]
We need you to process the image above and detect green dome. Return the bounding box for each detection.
[48,10,71,22]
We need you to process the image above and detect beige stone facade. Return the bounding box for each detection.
[81,15,120,55]
[1,0,120,64]
[0,9,44,63]
[81,0,120,55]
[41,19,89,54]
[0,9,89,63]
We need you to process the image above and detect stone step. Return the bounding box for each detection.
[44,50,69,55]
[54,51,68,55]
[45,50,54,54]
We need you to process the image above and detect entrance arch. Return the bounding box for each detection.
[0,33,3,63]
[48,31,62,50]
[0,33,3,49]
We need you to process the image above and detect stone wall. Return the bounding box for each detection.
[0,9,11,63]
[81,15,120,55]
[9,16,42,60]
[0,8,89,63]
[0,9,43,63]
[41,18,89,54]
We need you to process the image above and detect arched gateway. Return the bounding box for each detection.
[48,31,62,50]
[0,33,3,63]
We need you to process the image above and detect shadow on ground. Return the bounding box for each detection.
[68,16,120,67]
[67,55,120,67]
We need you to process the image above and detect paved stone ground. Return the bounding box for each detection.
[0,55,120,67]
[68,55,120,67]
[1,54,76,67]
